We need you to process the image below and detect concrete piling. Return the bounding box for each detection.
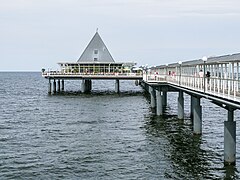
[82,79,92,93]
[156,89,163,116]
[224,109,236,165]
[115,79,120,93]
[61,80,64,91]
[57,79,60,92]
[178,90,184,119]
[162,91,167,106]
[190,96,194,119]
[48,79,51,94]
[149,86,156,112]
[53,79,56,94]
[193,96,202,134]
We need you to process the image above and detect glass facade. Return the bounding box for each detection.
[58,63,136,74]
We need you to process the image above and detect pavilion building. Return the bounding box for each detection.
[58,31,136,74]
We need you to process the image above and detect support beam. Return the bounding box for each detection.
[48,79,51,94]
[178,90,184,119]
[156,90,163,116]
[53,79,56,94]
[61,79,64,91]
[115,79,120,93]
[224,109,236,165]
[193,96,202,134]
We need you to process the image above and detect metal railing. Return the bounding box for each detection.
[42,71,143,77]
[146,73,240,100]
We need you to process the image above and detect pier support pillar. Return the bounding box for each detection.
[53,79,56,94]
[88,80,92,92]
[82,79,92,93]
[115,79,120,93]
[57,79,60,92]
[149,86,156,112]
[81,79,86,93]
[61,80,64,91]
[86,80,90,92]
[146,83,150,93]
[224,109,236,165]
[87,80,92,92]
[193,96,202,134]
[48,79,52,94]
[162,91,167,106]
[178,90,184,119]
[156,89,163,116]
[190,95,194,119]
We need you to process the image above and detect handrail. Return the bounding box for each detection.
[42,72,143,77]
[146,74,240,101]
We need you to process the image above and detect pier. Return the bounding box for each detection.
[142,53,240,165]
[42,30,240,166]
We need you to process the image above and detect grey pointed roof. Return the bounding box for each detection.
[77,32,115,63]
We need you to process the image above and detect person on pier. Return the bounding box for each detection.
[199,69,204,87]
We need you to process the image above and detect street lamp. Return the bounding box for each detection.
[166,64,168,81]
[178,61,182,85]
[143,64,148,81]
[202,56,208,93]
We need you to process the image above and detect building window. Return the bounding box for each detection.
[94,58,98,61]
[94,49,98,54]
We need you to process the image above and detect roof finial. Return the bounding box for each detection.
[96,28,98,32]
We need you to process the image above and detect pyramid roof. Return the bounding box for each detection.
[77,32,115,63]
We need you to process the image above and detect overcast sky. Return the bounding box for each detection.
[1,0,240,71]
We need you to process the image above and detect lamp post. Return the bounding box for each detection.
[202,56,208,93]
[143,64,148,81]
[178,61,182,85]
[166,64,168,81]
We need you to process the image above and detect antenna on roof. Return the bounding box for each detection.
[96,28,98,32]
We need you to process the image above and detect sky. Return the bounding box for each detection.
[1,0,240,71]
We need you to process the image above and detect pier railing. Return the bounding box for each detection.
[42,71,143,78]
[145,73,240,100]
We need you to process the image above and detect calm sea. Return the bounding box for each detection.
[0,72,240,179]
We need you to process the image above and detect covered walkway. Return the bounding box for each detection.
[142,53,240,165]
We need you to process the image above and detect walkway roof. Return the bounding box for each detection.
[153,53,240,69]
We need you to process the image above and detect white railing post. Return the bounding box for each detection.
[223,79,225,96]
[213,78,216,93]
[228,79,231,97]
[232,62,234,92]
[234,80,236,98]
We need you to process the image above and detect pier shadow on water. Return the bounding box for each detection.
[143,111,239,179]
